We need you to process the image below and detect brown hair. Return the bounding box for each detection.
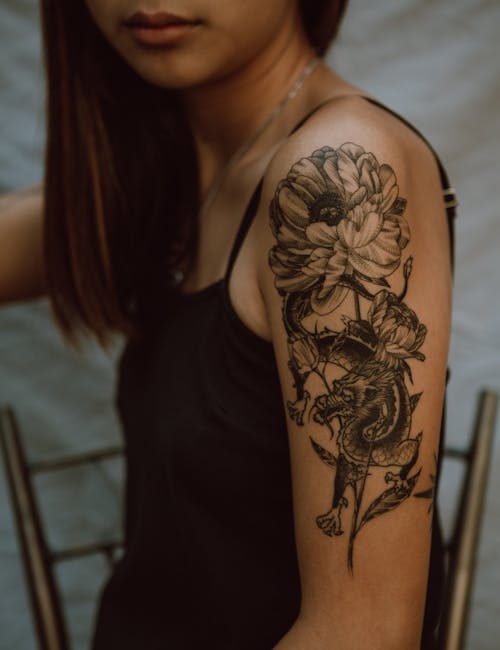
[300,0,349,56]
[40,0,349,351]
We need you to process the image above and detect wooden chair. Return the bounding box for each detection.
[438,390,499,649]
[0,389,498,650]
[0,405,123,650]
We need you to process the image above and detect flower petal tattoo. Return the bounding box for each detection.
[268,142,432,573]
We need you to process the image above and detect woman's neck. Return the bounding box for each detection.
[181,54,315,155]
[177,14,323,195]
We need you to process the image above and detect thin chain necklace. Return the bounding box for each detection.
[173,54,320,286]
[198,54,320,222]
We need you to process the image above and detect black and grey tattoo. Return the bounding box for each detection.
[268,142,432,572]
[414,452,437,520]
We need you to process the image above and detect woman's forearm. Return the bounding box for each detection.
[0,182,46,304]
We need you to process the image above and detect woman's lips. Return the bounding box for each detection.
[123,11,200,46]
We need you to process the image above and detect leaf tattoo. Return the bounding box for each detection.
[358,469,421,531]
[309,436,337,470]
[414,451,438,517]
[268,142,430,573]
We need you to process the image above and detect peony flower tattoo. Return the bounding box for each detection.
[268,142,432,573]
[369,289,427,367]
[269,143,410,315]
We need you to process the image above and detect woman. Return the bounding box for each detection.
[0,0,455,648]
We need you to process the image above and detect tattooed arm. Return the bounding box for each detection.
[255,100,452,649]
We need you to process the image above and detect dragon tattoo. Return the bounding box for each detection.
[268,142,434,571]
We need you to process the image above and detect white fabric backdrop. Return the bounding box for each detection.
[0,1,498,648]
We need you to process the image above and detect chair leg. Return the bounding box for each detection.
[439,390,499,650]
[0,406,69,650]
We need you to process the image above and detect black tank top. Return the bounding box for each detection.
[91,96,457,650]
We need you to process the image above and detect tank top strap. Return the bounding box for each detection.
[224,176,265,282]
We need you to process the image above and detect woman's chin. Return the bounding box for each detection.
[121,51,238,91]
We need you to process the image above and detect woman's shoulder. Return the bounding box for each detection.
[266,93,440,196]
[305,92,436,155]
[257,92,447,241]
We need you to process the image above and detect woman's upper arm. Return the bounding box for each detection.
[256,105,452,648]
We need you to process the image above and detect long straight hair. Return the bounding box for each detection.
[40,0,348,351]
